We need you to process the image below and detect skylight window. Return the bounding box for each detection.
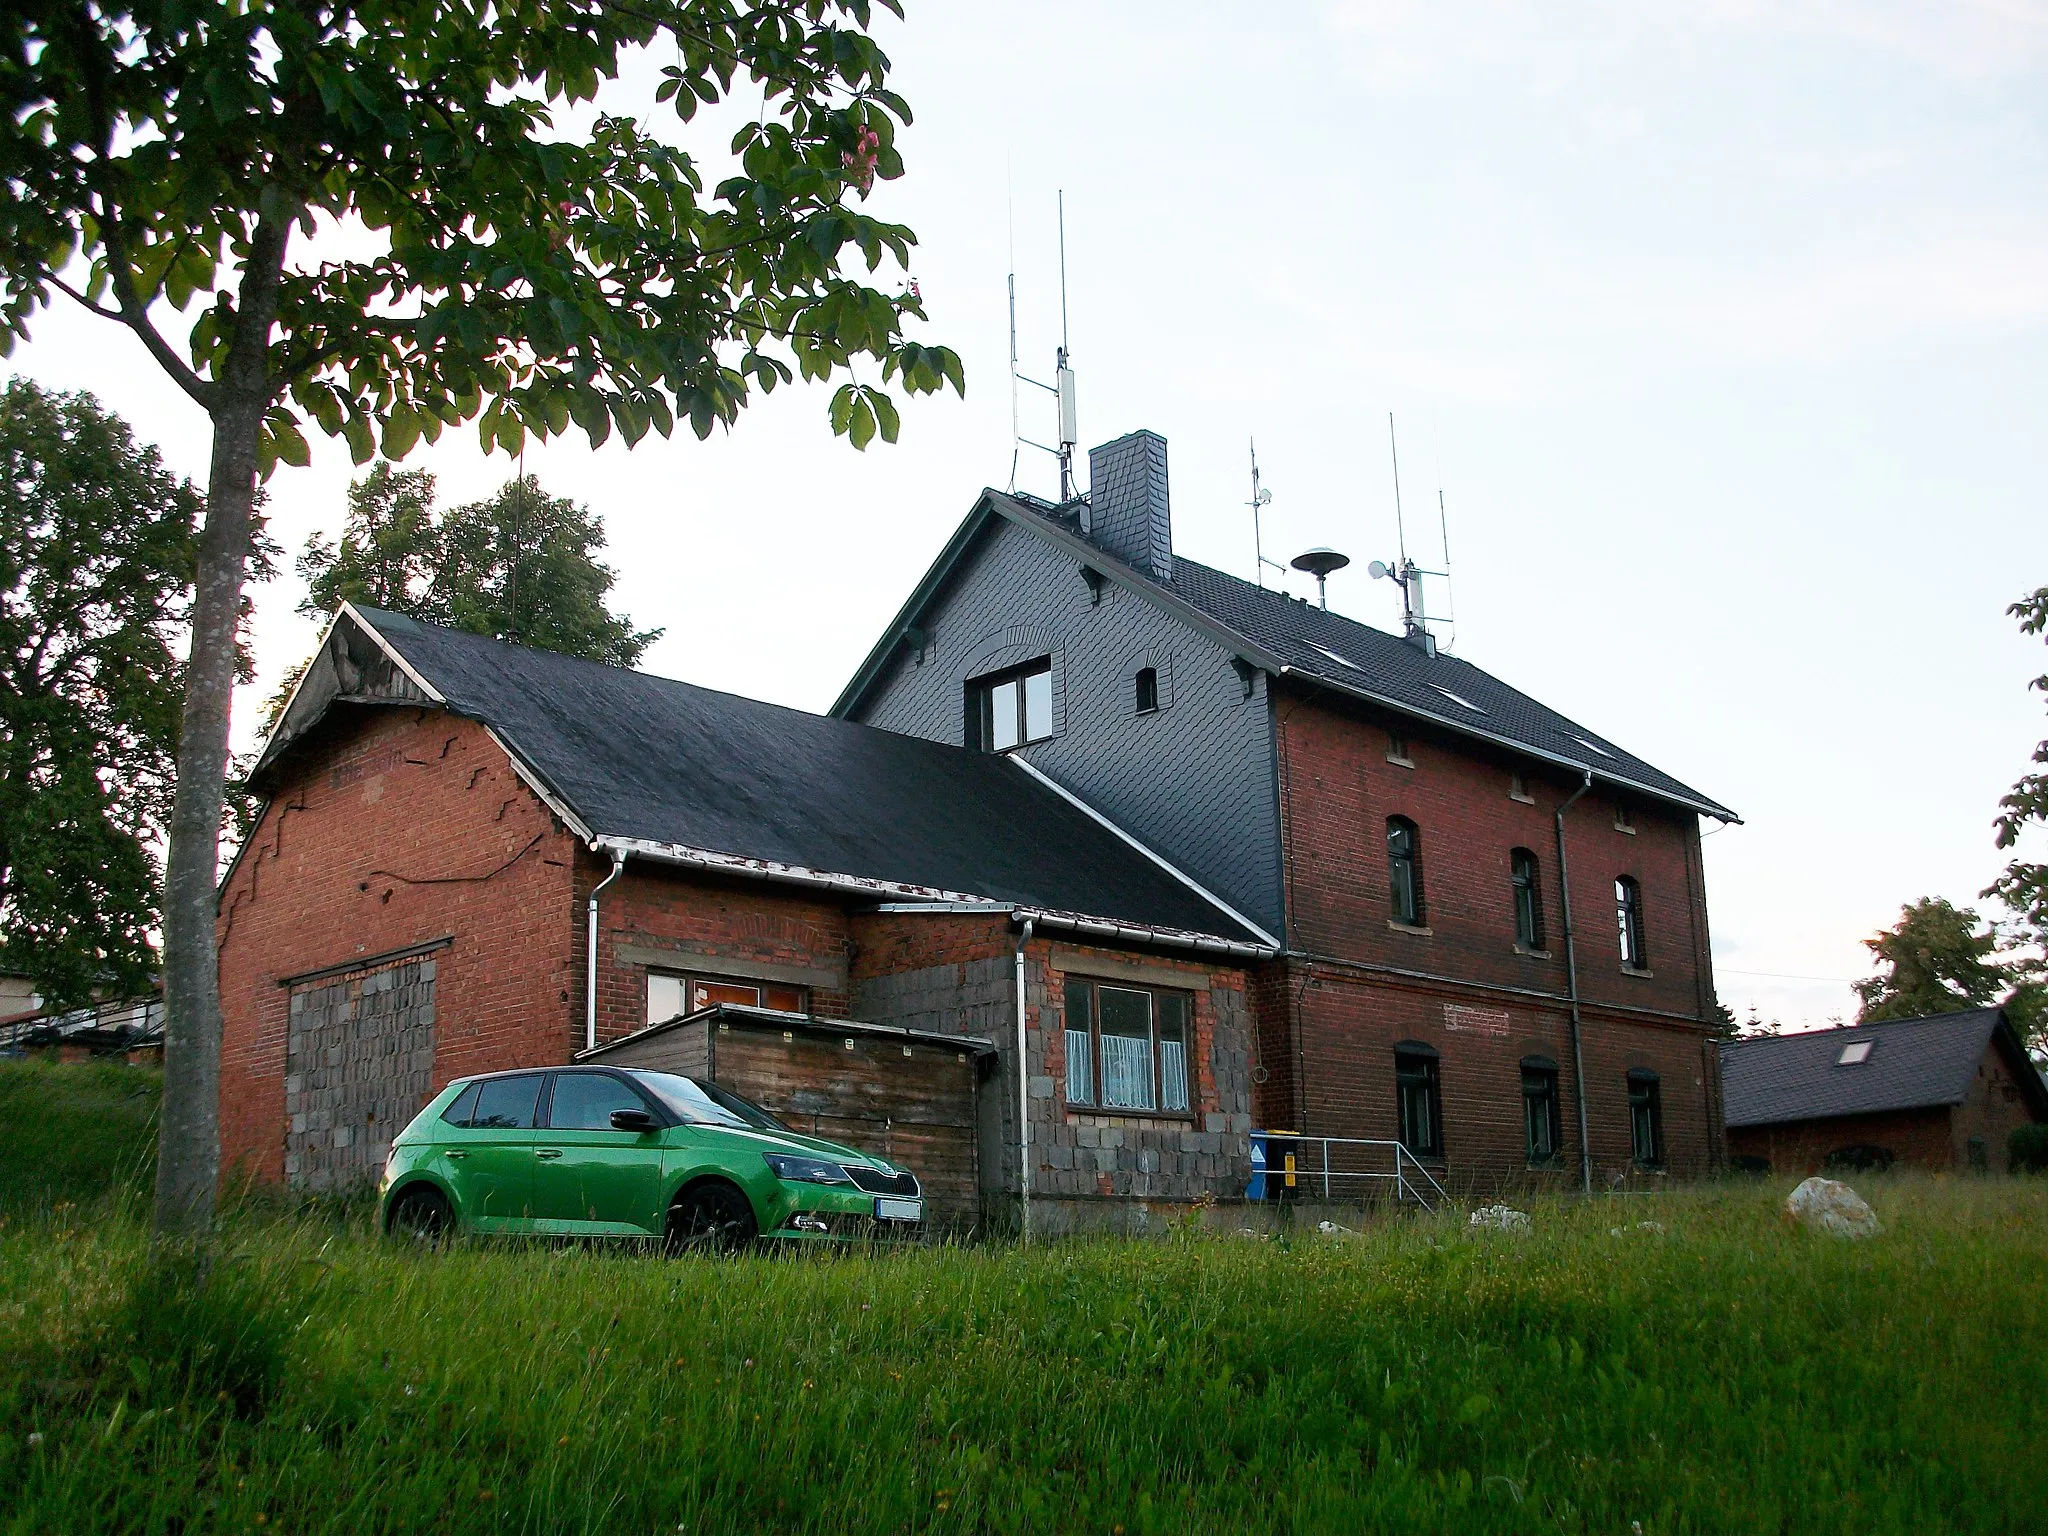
[1837,1040,1873,1066]
[1309,644,1364,672]
[1563,733,1616,759]
[1429,684,1485,713]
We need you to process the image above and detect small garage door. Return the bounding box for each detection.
[285,952,437,1190]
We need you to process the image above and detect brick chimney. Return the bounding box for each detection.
[1084,430,1173,582]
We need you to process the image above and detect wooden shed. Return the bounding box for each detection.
[582,1003,996,1230]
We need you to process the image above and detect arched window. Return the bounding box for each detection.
[1394,1042,1442,1158]
[1615,876,1646,969]
[1510,847,1544,950]
[1521,1054,1561,1165]
[1134,666,1159,714]
[1387,817,1424,926]
[1627,1069,1663,1166]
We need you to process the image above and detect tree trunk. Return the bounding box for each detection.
[152,216,291,1239]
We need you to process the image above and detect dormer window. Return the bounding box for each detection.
[970,659,1053,751]
[1135,666,1159,714]
[1837,1040,1874,1066]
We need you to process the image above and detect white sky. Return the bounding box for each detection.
[6,1,2046,1030]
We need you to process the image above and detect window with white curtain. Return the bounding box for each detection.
[1061,977,1191,1114]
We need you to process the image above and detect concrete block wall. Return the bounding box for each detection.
[284,951,436,1189]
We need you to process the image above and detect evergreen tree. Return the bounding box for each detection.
[1984,588,2048,1045]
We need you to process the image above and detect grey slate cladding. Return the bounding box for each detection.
[1720,1008,2046,1127]
[847,519,1284,935]
[1086,430,1173,582]
[312,607,1260,943]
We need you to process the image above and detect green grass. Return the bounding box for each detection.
[3,1063,2046,1533]
[0,1056,157,1214]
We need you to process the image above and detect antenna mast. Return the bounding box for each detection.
[1369,413,1447,655]
[1010,190,1080,502]
[1249,439,1285,588]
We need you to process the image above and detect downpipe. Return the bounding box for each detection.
[1553,771,1595,1195]
[585,850,627,1053]
[1014,915,1035,1245]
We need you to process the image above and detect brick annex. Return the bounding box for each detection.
[221,428,1741,1230]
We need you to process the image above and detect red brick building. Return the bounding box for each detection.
[1722,1008,2048,1175]
[220,606,1269,1231]
[836,428,1740,1192]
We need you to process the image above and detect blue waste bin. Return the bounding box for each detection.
[1247,1129,1303,1201]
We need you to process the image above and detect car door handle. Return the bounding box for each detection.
[445,1150,468,1161]
[535,1148,562,1160]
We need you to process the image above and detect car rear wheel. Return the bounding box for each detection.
[665,1182,758,1255]
[387,1185,451,1245]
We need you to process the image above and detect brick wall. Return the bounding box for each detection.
[218,710,580,1186]
[1727,1108,1956,1174]
[586,862,857,1045]
[1267,686,1721,1186]
[1954,1037,2043,1170]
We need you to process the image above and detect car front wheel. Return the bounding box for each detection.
[665,1182,758,1255]
[386,1185,452,1245]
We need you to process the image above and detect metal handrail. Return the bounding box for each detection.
[1260,1134,1451,1214]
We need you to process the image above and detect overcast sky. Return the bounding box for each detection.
[7,1,2045,1030]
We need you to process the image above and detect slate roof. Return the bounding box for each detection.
[835,490,1737,821]
[273,606,1266,946]
[1719,1009,2047,1128]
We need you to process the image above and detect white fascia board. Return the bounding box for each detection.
[1014,908,1278,961]
[1007,755,1283,948]
[590,835,994,905]
[482,725,594,843]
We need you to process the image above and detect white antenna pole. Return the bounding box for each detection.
[1249,438,1283,589]
[1388,413,1418,637]
[1007,271,1021,493]
[1055,190,1077,501]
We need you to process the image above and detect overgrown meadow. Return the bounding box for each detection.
[3,1060,2045,1534]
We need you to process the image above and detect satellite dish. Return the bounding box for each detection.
[1367,560,1389,581]
[1291,548,1351,579]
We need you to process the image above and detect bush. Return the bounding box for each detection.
[2010,1123,2048,1174]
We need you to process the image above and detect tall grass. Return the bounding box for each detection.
[2,1064,2045,1533]
[0,1056,156,1217]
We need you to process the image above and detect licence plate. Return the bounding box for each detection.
[874,1196,923,1223]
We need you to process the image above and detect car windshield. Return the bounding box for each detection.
[630,1071,788,1132]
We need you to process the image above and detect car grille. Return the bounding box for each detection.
[846,1166,919,1197]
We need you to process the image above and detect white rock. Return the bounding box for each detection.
[1784,1176,1880,1239]
[1468,1203,1530,1231]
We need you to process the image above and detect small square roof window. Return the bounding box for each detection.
[1837,1040,1874,1066]
[1309,644,1364,672]
[1563,732,1616,759]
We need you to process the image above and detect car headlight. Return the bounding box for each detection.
[763,1153,855,1186]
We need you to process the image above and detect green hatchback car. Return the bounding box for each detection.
[377,1065,923,1249]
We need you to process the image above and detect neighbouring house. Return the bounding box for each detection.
[834,429,1740,1188]
[220,605,1269,1233]
[1721,1008,2048,1175]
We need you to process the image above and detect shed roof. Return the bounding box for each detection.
[1719,1008,2048,1128]
[833,490,1737,822]
[254,605,1268,947]
[578,1002,999,1063]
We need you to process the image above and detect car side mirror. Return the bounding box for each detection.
[610,1108,656,1132]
